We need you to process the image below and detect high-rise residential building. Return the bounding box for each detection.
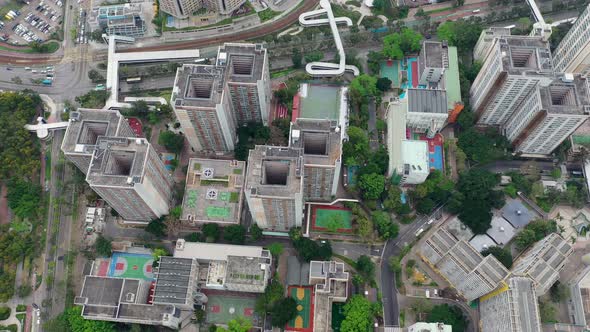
[180,158,245,225]
[470,36,554,126]
[86,137,174,222]
[569,266,590,328]
[502,74,590,155]
[473,27,512,62]
[61,109,135,174]
[244,145,304,232]
[552,4,590,75]
[479,277,542,332]
[406,88,448,137]
[172,43,270,153]
[290,119,342,201]
[419,228,510,301]
[172,64,236,153]
[216,43,270,125]
[511,233,573,295]
[418,41,449,86]
[159,0,246,23]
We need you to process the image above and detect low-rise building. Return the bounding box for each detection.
[511,233,573,295]
[569,267,590,328]
[406,88,448,137]
[173,239,271,293]
[309,261,349,332]
[75,276,181,328]
[89,4,146,38]
[407,322,452,332]
[479,276,542,332]
[180,158,245,225]
[418,41,449,86]
[419,228,510,301]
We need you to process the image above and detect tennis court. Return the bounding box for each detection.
[286,286,314,332]
[206,206,230,218]
[206,294,258,325]
[108,252,154,280]
[380,60,400,88]
[311,205,353,233]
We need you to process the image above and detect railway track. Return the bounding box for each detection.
[0,0,319,64]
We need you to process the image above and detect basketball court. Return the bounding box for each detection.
[206,294,258,326]
[108,252,154,280]
[311,205,353,233]
[380,60,400,88]
[286,286,314,332]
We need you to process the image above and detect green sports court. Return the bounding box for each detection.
[206,206,230,218]
[311,205,353,233]
[206,294,258,326]
[286,286,314,332]
[108,252,154,280]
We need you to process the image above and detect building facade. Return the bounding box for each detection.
[172,43,270,153]
[552,4,590,75]
[419,228,510,301]
[244,145,304,232]
[511,233,573,295]
[418,41,449,86]
[503,74,590,155]
[479,277,542,332]
[61,109,135,174]
[86,137,174,222]
[473,27,512,62]
[470,36,554,126]
[569,266,590,328]
[159,0,246,20]
[290,119,342,201]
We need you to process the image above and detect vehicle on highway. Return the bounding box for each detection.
[126,77,142,83]
[415,228,424,237]
[427,218,435,225]
[42,79,52,85]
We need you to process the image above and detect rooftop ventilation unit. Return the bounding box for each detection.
[70,112,81,121]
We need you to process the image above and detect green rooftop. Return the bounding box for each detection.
[444,46,461,109]
[299,85,341,121]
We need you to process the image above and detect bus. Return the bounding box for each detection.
[126,77,142,83]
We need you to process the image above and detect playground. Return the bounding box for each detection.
[108,252,155,280]
[205,294,258,326]
[311,205,353,233]
[286,286,314,332]
[409,132,444,172]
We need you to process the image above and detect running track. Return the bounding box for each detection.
[0,1,320,64]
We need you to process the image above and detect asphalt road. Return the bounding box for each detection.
[380,206,445,327]
[482,160,555,174]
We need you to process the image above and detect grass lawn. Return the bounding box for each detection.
[0,41,59,54]
[270,68,296,79]
[258,8,281,22]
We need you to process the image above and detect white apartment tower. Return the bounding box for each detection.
[244,145,304,232]
[86,137,174,222]
[552,4,590,75]
[61,109,136,174]
[502,74,590,155]
[473,27,512,62]
[172,43,270,153]
[470,36,554,126]
[159,0,246,19]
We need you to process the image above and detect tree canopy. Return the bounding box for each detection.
[358,173,386,200]
[223,225,246,245]
[340,295,374,332]
[270,297,298,327]
[95,235,112,257]
[6,178,41,220]
[514,219,557,250]
[481,246,513,269]
[216,318,252,332]
[372,211,399,239]
[382,29,423,59]
[158,131,185,154]
[44,306,116,332]
[436,18,484,54]
[349,74,379,106]
[426,304,467,332]
[290,228,332,262]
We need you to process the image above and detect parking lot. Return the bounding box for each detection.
[0,0,63,45]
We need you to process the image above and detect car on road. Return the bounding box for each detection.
[427,218,435,225]
[32,303,39,309]
[415,228,424,237]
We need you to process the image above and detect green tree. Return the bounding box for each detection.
[255,278,284,314]
[202,223,221,242]
[382,28,423,58]
[349,74,379,105]
[456,169,504,234]
[539,299,558,323]
[268,243,284,258]
[304,51,324,63]
[60,306,116,332]
[145,218,167,238]
[6,178,41,220]
[75,90,109,108]
[372,211,399,239]
[158,131,185,154]
[342,126,370,166]
[95,235,112,257]
[152,248,168,262]
[216,317,252,332]
[481,246,513,268]
[17,285,32,297]
[376,77,392,92]
[358,173,386,200]
[269,297,298,327]
[250,223,263,241]
[356,255,376,283]
[292,48,303,68]
[224,225,246,245]
[436,19,484,55]
[426,304,467,332]
[88,69,105,83]
[290,229,332,262]
[185,232,202,242]
[515,228,537,250]
[340,295,374,332]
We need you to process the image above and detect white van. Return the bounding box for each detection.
[415,228,425,237]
